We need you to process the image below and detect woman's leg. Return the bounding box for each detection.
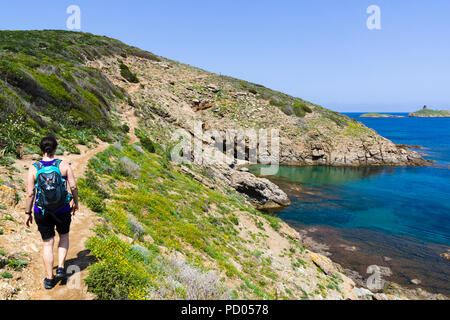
[42,237,55,279]
[58,233,69,268]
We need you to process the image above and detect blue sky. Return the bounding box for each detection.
[1,0,449,112]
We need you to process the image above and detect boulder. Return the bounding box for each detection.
[180,166,215,190]
[225,169,290,209]
[207,84,219,93]
[339,275,358,300]
[279,224,301,241]
[308,251,337,275]
[117,233,133,244]
[353,287,374,298]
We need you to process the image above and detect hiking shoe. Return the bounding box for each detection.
[56,267,66,279]
[44,278,56,290]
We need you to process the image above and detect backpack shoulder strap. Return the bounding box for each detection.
[50,159,64,180]
[33,162,43,192]
[33,162,44,171]
[53,159,62,168]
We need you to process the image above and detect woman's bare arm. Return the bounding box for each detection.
[25,166,36,213]
[65,162,79,214]
[25,166,36,227]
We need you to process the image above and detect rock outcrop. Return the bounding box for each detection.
[279,136,426,166]
[223,168,291,209]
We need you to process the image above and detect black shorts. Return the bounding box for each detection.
[34,210,72,240]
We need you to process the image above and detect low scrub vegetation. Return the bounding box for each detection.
[80,141,295,300]
[119,62,139,83]
[0,30,160,162]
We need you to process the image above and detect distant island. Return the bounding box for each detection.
[360,107,450,118]
[360,113,404,118]
[409,106,450,118]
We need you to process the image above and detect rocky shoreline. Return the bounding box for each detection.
[257,173,449,300]
[284,219,449,300]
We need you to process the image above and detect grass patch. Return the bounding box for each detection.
[6,258,27,271]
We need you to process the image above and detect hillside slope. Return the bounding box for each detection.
[0,31,440,301]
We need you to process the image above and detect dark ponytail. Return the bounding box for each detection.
[39,136,58,156]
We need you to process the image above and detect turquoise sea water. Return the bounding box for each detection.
[250,113,450,294]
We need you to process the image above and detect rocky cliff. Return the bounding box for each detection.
[90,54,426,168]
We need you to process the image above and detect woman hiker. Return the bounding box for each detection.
[24,136,79,289]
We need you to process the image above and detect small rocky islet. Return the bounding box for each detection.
[409,106,450,118]
[360,113,405,118]
[360,106,450,118]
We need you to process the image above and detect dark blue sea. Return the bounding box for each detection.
[250,113,450,295]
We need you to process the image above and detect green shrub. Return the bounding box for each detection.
[85,171,110,199]
[84,261,140,300]
[281,105,295,116]
[119,63,139,83]
[279,100,312,118]
[135,129,157,153]
[229,215,239,225]
[292,100,312,117]
[265,215,281,231]
[0,112,32,157]
[269,97,286,107]
[121,123,130,133]
[22,144,41,155]
[2,271,13,279]
[86,196,105,213]
[60,139,81,155]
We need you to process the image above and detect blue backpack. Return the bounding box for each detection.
[34,159,72,215]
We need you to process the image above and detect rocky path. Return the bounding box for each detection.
[0,142,109,300]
